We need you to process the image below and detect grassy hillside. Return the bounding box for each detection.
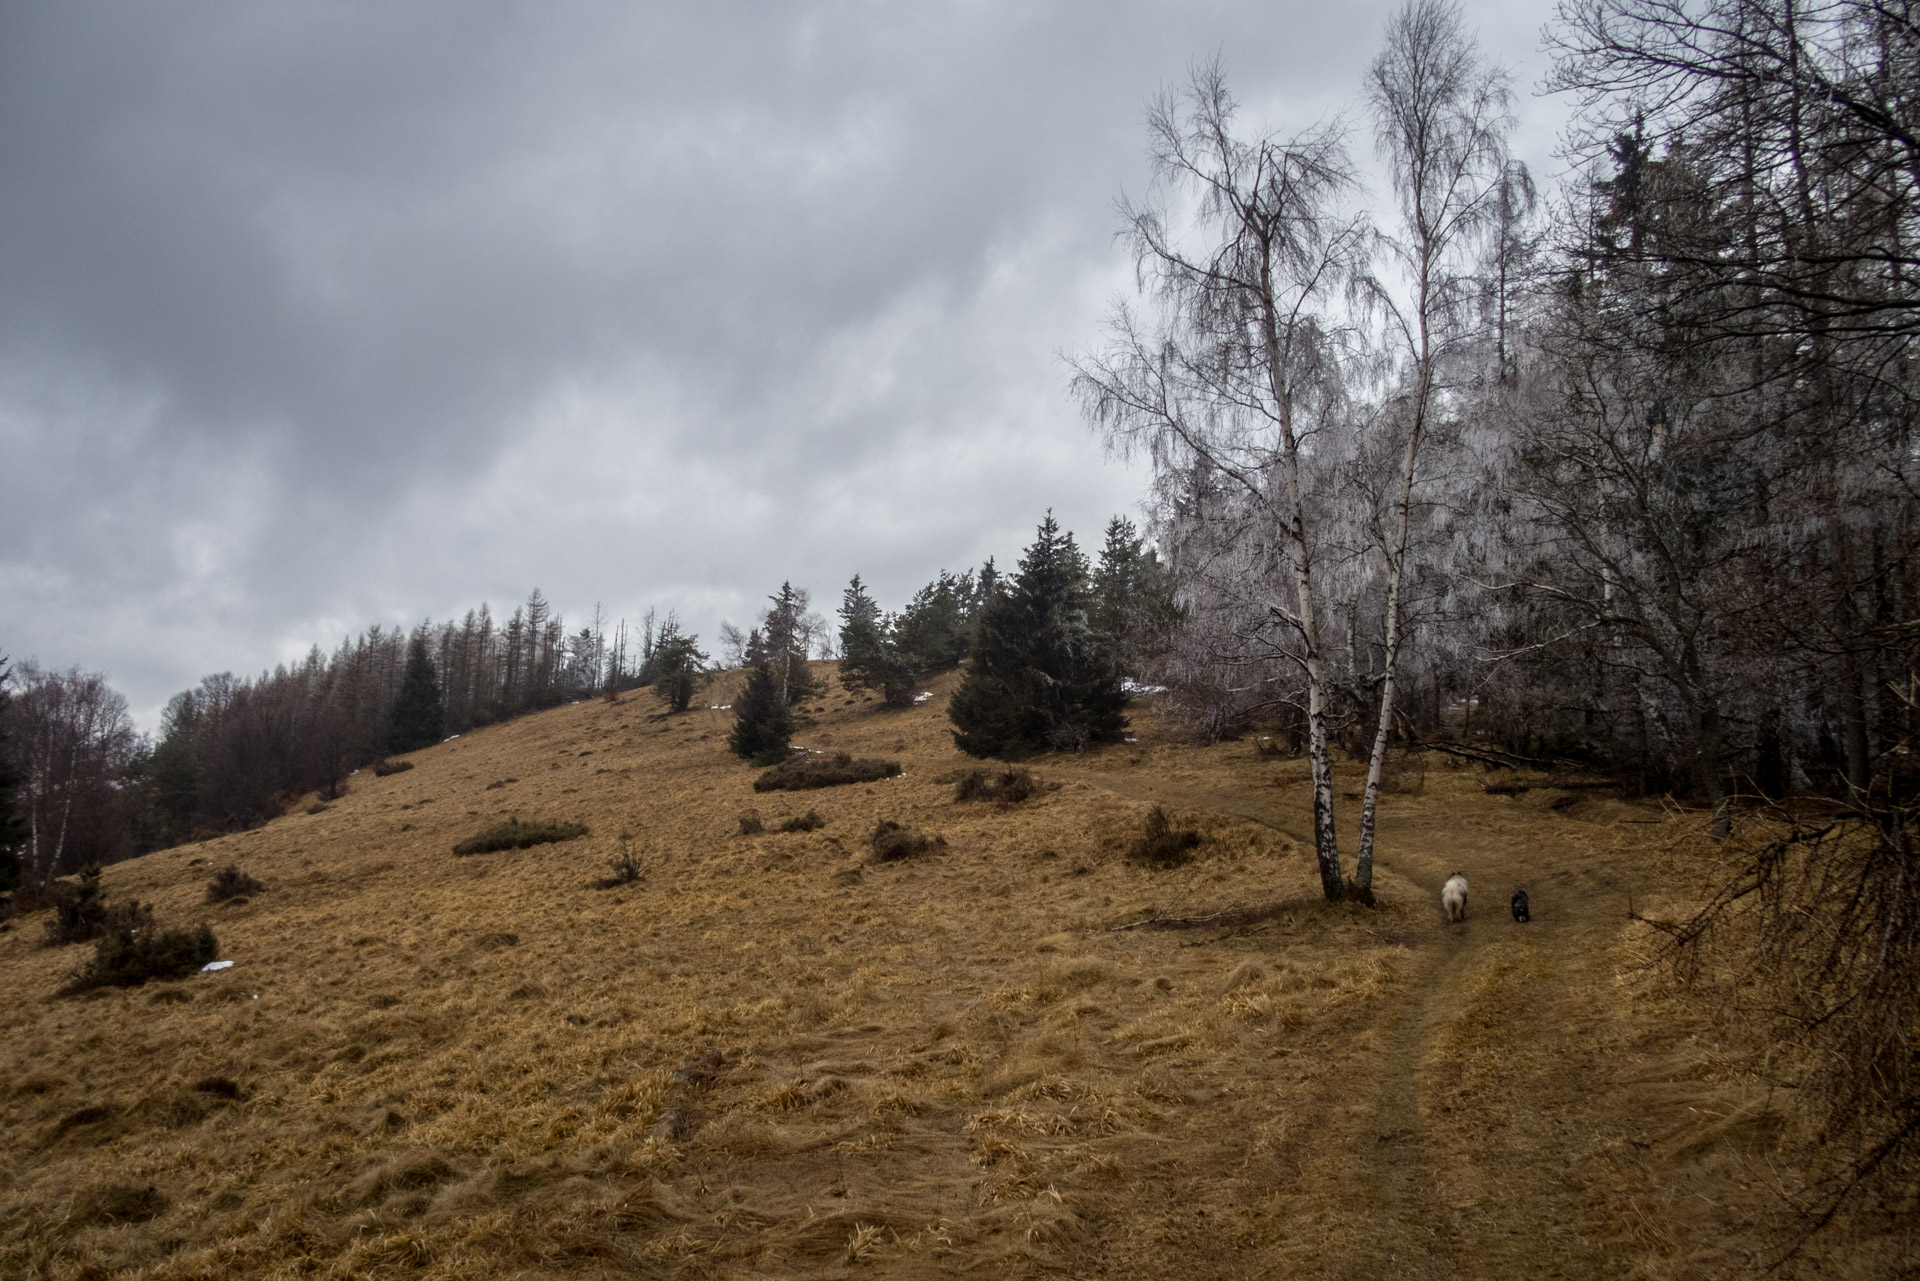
[0,665,1886,1278]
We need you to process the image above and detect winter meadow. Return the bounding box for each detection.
[2,2,1916,1277]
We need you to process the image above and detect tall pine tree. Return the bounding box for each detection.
[949,515,1129,758]
[387,633,446,755]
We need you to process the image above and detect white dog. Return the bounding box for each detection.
[1441,873,1469,922]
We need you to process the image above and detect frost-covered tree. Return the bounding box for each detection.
[1351,0,1515,890]
[1073,61,1368,899]
[760,582,819,705]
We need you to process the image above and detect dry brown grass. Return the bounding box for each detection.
[0,666,1904,1278]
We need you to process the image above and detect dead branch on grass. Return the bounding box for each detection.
[1411,738,1589,772]
[1636,797,1920,1270]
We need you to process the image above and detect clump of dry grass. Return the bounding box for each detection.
[452,818,588,856]
[755,752,901,791]
[870,819,942,862]
[205,864,263,903]
[954,766,1038,805]
[737,809,765,835]
[779,810,826,832]
[70,1181,168,1225]
[1129,806,1202,868]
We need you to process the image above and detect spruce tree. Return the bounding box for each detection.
[896,570,973,671]
[649,626,710,714]
[949,515,1129,758]
[837,575,920,706]
[728,661,794,765]
[1090,516,1181,678]
[143,690,205,848]
[387,634,446,754]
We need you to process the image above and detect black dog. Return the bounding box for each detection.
[1511,889,1531,923]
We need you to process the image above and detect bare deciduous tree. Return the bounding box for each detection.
[1075,63,1369,900]
[1354,0,1515,891]
[3,663,140,888]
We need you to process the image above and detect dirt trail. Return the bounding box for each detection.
[1058,761,1653,1280]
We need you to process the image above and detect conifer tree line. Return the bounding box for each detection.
[723,522,1178,763]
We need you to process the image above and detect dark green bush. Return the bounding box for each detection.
[1130,806,1202,868]
[779,810,826,832]
[206,865,263,903]
[372,759,414,777]
[43,866,108,946]
[754,752,901,792]
[870,820,942,862]
[953,766,1038,804]
[65,903,218,991]
[452,819,589,856]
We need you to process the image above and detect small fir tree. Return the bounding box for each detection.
[387,633,446,754]
[949,514,1129,758]
[896,570,974,672]
[837,575,920,706]
[649,627,710,714]
[728,661,795,765]
[1090,516,1182,678]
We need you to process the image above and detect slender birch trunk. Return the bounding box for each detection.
[1356,401,1425,891]
[1263,261,1346,900]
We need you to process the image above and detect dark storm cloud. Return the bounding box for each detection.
[0,0,1564,725]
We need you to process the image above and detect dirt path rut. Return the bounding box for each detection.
[1059,762,1654,1280]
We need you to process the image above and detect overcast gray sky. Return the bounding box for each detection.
[1,0,1569,729]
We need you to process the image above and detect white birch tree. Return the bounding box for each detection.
[1353,0,1514,892]
[1074,64,1370,900]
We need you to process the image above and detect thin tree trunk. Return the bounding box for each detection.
[1697,698,1732,839]
[1356,256,1435,893]
[1264,266,1345,902]
[1357,389,1425,893]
